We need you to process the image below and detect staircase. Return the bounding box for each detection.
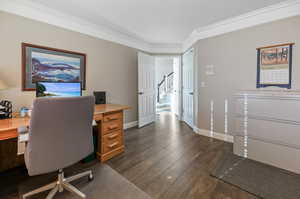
[157,72,173,112]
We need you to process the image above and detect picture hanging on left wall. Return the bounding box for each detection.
[22,43,86,91]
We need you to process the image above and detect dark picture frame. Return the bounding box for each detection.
[256,43,294,89]
[22,43,86,91]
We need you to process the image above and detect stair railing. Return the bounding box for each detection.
[157,72,174,103]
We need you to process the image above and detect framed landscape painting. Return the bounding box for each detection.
[22,43,86,91]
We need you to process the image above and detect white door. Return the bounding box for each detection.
[171,57,180,116]
[138,52,156,128]
[182,49,194,128]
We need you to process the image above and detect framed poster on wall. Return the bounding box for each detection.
[22,43,86,91]
[256,43,294,89]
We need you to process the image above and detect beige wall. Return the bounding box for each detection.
[1,11,299,128]
[0,11,138,123]
[194,16,300,135]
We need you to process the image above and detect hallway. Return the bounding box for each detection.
[108,112,257,199]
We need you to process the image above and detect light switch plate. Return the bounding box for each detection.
[205,65,215,75]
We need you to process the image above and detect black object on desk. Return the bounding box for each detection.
[0,100,12,119]
[94,91,106,104]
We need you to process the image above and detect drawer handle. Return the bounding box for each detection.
[108,134,118,139]
[108,142,119,148]
[108,124,118,130]
[107,116,118,121]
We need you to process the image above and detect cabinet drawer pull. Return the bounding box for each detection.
[108,124,118,130]
[108,134,118,139]
[108,142,119,148]
[107,117,118,121]
[104,112,122,122]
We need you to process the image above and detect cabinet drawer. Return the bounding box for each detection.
[103,112,122,123]
[103,130,122,143]
[102,120,122,134]
[102,134,123,153]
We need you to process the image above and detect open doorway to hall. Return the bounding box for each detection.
[155,56,180,117]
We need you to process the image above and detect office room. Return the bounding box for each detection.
[0,0,300,199]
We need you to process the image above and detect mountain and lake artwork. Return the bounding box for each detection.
[22,43,86,91]
[31,52,80,83]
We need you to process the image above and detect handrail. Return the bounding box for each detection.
[158,76,166,87]
[158,72,173,87]
[167,72,174,77]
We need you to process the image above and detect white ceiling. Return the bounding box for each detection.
[2,0,299,52]
[29,0,284,44]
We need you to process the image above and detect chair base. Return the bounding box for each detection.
[22,169,93,199]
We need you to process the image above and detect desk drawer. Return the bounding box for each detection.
[103,112,122,123]
[102,120,122,134]
[102,133,123,153]
[103,130,122,143]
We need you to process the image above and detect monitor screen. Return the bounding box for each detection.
[36,82,82,98]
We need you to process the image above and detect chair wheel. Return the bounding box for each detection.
[88,174,94,181]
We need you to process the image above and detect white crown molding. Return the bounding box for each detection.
[183,0,300,51]
[1,0,300,53]
[0,0,182,53]
[149,43,183,54]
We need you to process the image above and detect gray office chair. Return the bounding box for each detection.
[23,96,95,199]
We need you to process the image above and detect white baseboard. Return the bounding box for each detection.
[124,121,138,130]
[123,121,234,143]
[194,127,234,143]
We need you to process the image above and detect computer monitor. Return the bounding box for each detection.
[36,82,82,98]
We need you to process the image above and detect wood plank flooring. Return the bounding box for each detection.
[107,112,258,199]
[1,112,259,199]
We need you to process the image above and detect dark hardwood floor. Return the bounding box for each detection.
[1,112,258,199]
[107,112,258,199]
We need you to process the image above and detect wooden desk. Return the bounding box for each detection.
[0,104,130,172]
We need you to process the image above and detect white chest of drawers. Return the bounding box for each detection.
[234,90,300,174]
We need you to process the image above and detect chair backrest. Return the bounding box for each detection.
[25,96,95,176]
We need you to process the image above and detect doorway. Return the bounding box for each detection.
[155,56,181,118]
[138,53,184,128]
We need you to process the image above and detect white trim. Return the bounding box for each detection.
[194,127,234,143]
[193,47,198,129]
[181,48,195,128]
[149,43,182,54]
[124,121,138,130]
[0,0,181,53]
[183,0,300,51]
[178,55,183,121]
[1,0,300,53]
